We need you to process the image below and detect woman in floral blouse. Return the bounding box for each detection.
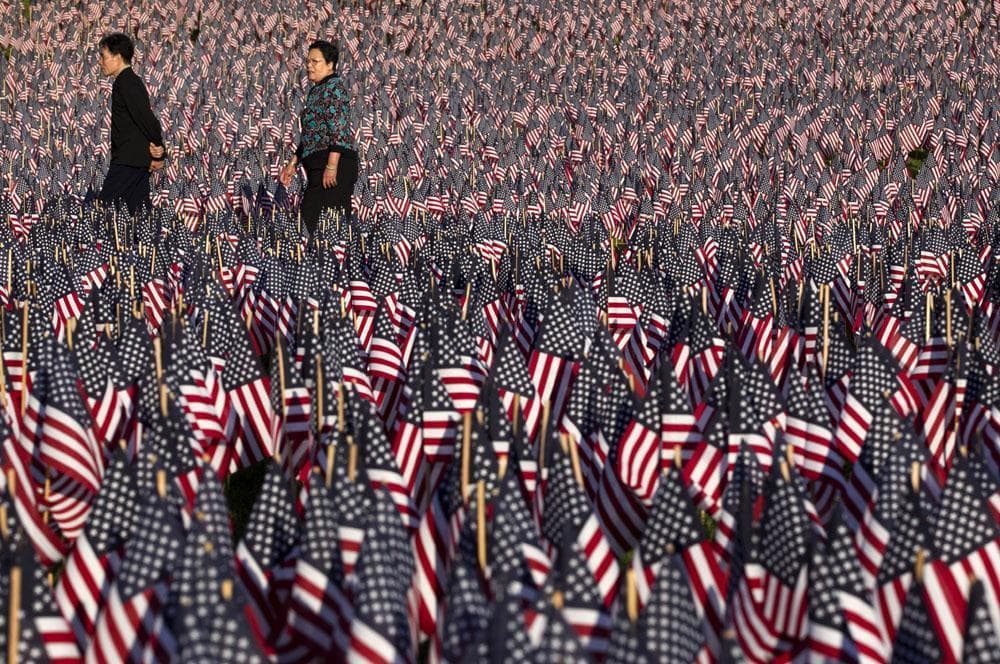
[279,40,358,234]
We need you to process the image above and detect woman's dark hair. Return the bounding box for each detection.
[99,32,135,64]
[309,40,339,69]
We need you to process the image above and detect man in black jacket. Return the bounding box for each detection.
[97,33,165,215]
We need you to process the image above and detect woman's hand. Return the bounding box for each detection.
[323,153,340,188]
[279,160,297,187]
[323,165,338,189]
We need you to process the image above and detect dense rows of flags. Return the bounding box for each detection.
[1,0,1000,661]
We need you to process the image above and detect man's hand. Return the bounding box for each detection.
[149,143,165,160]
[149,160,164,173]
[279,160,297,187]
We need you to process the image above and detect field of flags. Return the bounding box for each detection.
[2,0,1000,661]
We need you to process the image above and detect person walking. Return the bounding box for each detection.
[97,32,166,216]
[279,40,359,234]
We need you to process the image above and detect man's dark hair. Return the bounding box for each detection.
[99,33,135,64]
[309,40,339,69]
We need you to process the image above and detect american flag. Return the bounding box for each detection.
[729,463,815,662]
[286,473,353,660]
[235,462,302,660]
[803,514,886,663]
[86,474,184,664]
[347,488,416,664]
[55,449,137,647]
[6,534,82,663]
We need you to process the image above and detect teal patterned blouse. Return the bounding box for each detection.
[295,74,354,163]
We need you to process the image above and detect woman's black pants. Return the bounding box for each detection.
[301,151,358,234]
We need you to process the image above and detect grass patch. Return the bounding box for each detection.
[224,460,269,544]
[906,147,928,178]
[700,510,717,539]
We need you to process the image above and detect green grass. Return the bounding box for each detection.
[224,460,270,544]
[700,510,717,539]
[906,148,928,178]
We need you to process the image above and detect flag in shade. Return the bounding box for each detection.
[55,449,137,647]
[729,462,815,662]
[629,461,727,658]
[888,573,943,663]
[922,455,1000,663]
[524,600,589,662]
[434,521,491,663]
[633,553,708,663]
[235,461,302,658]
[960,579,1000,663]
[86,471,185,664]
[286,473,353,660]
[171,516,265,663]
[873,476,929,648]
[347,487,416,664]
[803,510,885,663]
[5,534,82,664]
[487,454,542,594]
[457,581,535,663]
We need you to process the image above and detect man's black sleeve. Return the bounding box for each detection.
[122,73,164,149]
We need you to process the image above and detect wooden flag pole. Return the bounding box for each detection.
[820,284,830,379]
[315,355,325,434]
[156,470,167,499]
[128,265,136,304]
[347,435,358,483]
[8,559,21,664]
[914,547,926,584]
[2,469,13,537]
[20,301,28,417]
[42,475,50,523]
[152,336,167,416]
[0,333,7,408]
[668,445,683,474]
[511,394,520,436]
[476,480,487,572]
[325,444,336,489]
[538,401,551,478]
[215,237,227,294]
[925,291,932,343]
[625,567,639,623]
[563,433,584,489]
[945,288,952,347]
[460,411,472,500]
[460,282,472,320]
